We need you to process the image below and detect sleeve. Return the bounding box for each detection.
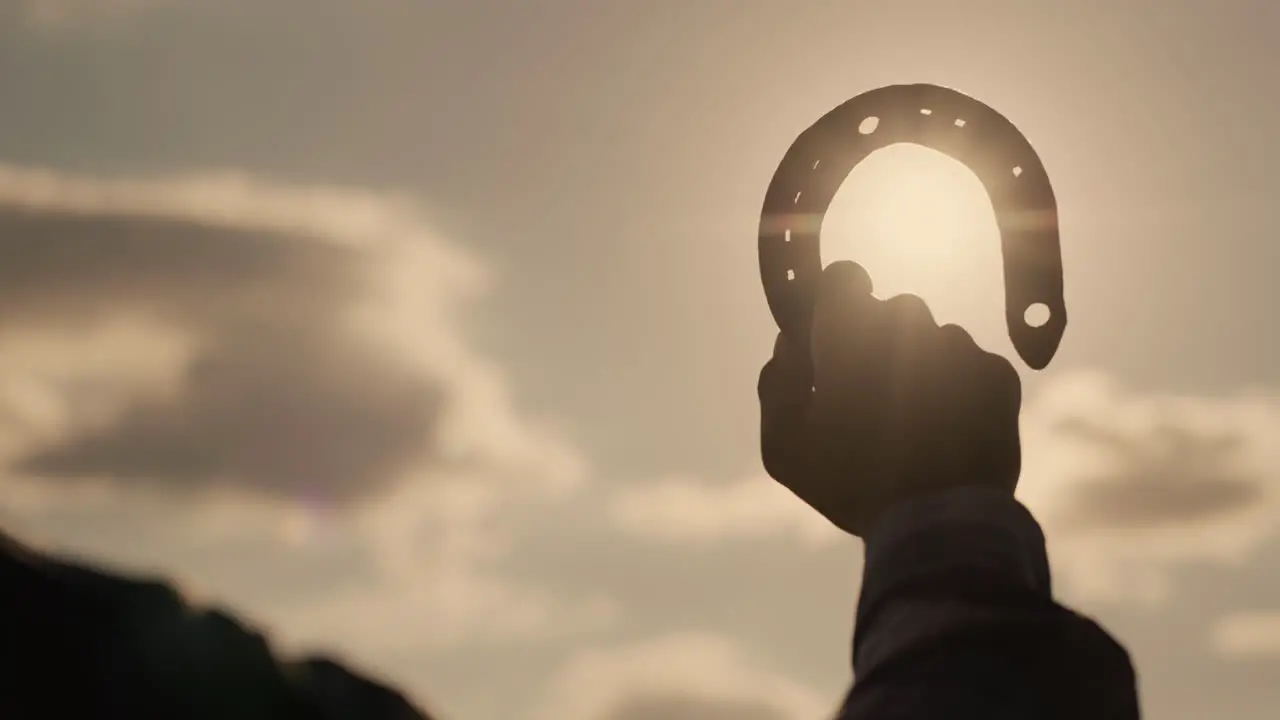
[835,487,1140,720]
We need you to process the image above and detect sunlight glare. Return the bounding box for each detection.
[822,143,1009,354]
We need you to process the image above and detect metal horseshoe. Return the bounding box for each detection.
[759,83,1066,370]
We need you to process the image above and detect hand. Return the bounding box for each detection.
[758,261,1023,538]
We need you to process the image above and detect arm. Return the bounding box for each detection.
[836,487,1140,720]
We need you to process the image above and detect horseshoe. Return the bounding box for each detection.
[759,83,1065,370]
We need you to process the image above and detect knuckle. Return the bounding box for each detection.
[983,351,1022,402]
[938,323,975,348]
[885,293,931,317]
[999,358,1023,399]
[771,332,788,359]
[821,260,874,297]
[760,436,799,481]
[985,351,1011,379]
[882,294,936,337]
[757,363,774,401]
[760,447,779,476]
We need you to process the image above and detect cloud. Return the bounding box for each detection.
[532,634,829,720]
[607,473,840,550]
[1018,372,1280,604]
[608,369,1280,605]
[0,164,591,665]
[1208,610,1280,660]
[0,164,579,504]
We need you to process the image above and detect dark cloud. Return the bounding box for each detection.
[606,694,788,720]
[0,205,358,327]
[0,202,446,502]
[1051,417,1266,530]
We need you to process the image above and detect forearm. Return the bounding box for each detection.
[836,488,1139,720]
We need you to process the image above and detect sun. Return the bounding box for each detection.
[825,142,997,264]
[821,142,1008,344]
[823,143,1001,284]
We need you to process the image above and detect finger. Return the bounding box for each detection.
[882,293,936,327]
[935,323,983,377]
[980,344,1022,423]
[937,323,1012,381]
[870,294,940,404]
[970,342,1023,489]
[759,333,812,479]
[938,322,1020,422]
[809,261,877,384]
[880,293,938,355]
[937,322,976,350]
[818,260,875,299]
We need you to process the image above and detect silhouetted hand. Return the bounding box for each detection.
[758,261,1022,538]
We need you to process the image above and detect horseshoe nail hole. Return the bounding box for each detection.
[858,116,879,134]
[793,191,802,204]
[786,269,796,281]
[954,118,966,127]
[784,229,791,243]
[920,108,933,115]
[1024,303,1050,328]
[1012,166,1023,177]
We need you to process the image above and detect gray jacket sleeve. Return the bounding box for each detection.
[835,488,1140,720]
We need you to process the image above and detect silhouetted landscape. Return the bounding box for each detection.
[1,531,433,719]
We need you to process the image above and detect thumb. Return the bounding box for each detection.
[758,333,811,480]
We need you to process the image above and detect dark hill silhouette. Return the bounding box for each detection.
[0,530,434,719]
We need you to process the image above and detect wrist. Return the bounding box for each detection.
[862,486,1051,600]
[853,487,1052,673]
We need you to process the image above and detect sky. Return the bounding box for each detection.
[0,1,1278,718]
